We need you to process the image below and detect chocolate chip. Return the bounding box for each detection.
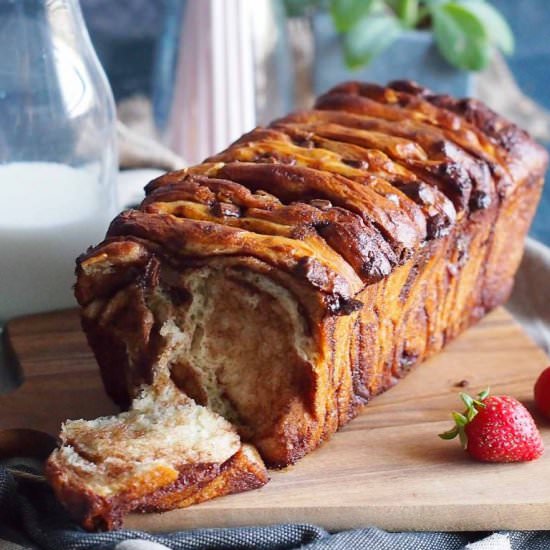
[309,199,333,211]
[342,158,368,170]
[211,202,241,218]
[469,190,492,211]
[456,235,470,267]
[388,80,431,97]
[326,296,363,316]
[427,214,451,240]
[167,286,191,307]
[292,135,315,149]
[400,350,419,370]
[447,263,458,277]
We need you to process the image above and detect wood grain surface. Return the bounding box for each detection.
[1,307,549,532]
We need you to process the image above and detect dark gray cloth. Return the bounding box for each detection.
[2,466,550,550]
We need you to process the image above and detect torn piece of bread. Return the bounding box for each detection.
[45,378,268,531]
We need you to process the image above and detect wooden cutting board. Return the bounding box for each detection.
[1,307,550,532]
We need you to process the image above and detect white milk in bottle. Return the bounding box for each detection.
[0,162,113,323]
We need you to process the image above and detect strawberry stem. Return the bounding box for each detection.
[438,388,490,449]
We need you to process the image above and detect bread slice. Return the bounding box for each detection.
[45,375,268,530]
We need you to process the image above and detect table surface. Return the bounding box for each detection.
[2,307,550,532]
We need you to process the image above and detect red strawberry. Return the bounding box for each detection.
[439,389,544,462]
[534,366,550,418]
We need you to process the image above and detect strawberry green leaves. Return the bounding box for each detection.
[438,389,489,449]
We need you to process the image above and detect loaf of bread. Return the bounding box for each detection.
[47,81,547,528]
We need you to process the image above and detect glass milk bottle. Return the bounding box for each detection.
[0,0,117,324]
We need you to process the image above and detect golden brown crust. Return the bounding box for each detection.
[137,445,268,512]
[46,445,267,531]
[74,80,547,471]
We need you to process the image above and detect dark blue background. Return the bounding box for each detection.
[492,0,550,245]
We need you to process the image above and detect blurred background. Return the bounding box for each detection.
[2,0,549,327]
[81,0,550,242]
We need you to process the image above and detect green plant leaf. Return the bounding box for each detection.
[391,0,419,27]
[461,0,514,54]
[432,2,491,70]
[330,0,377,32]
[342,14,402,69]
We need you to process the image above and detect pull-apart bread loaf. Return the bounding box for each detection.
[47,81,547,528]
